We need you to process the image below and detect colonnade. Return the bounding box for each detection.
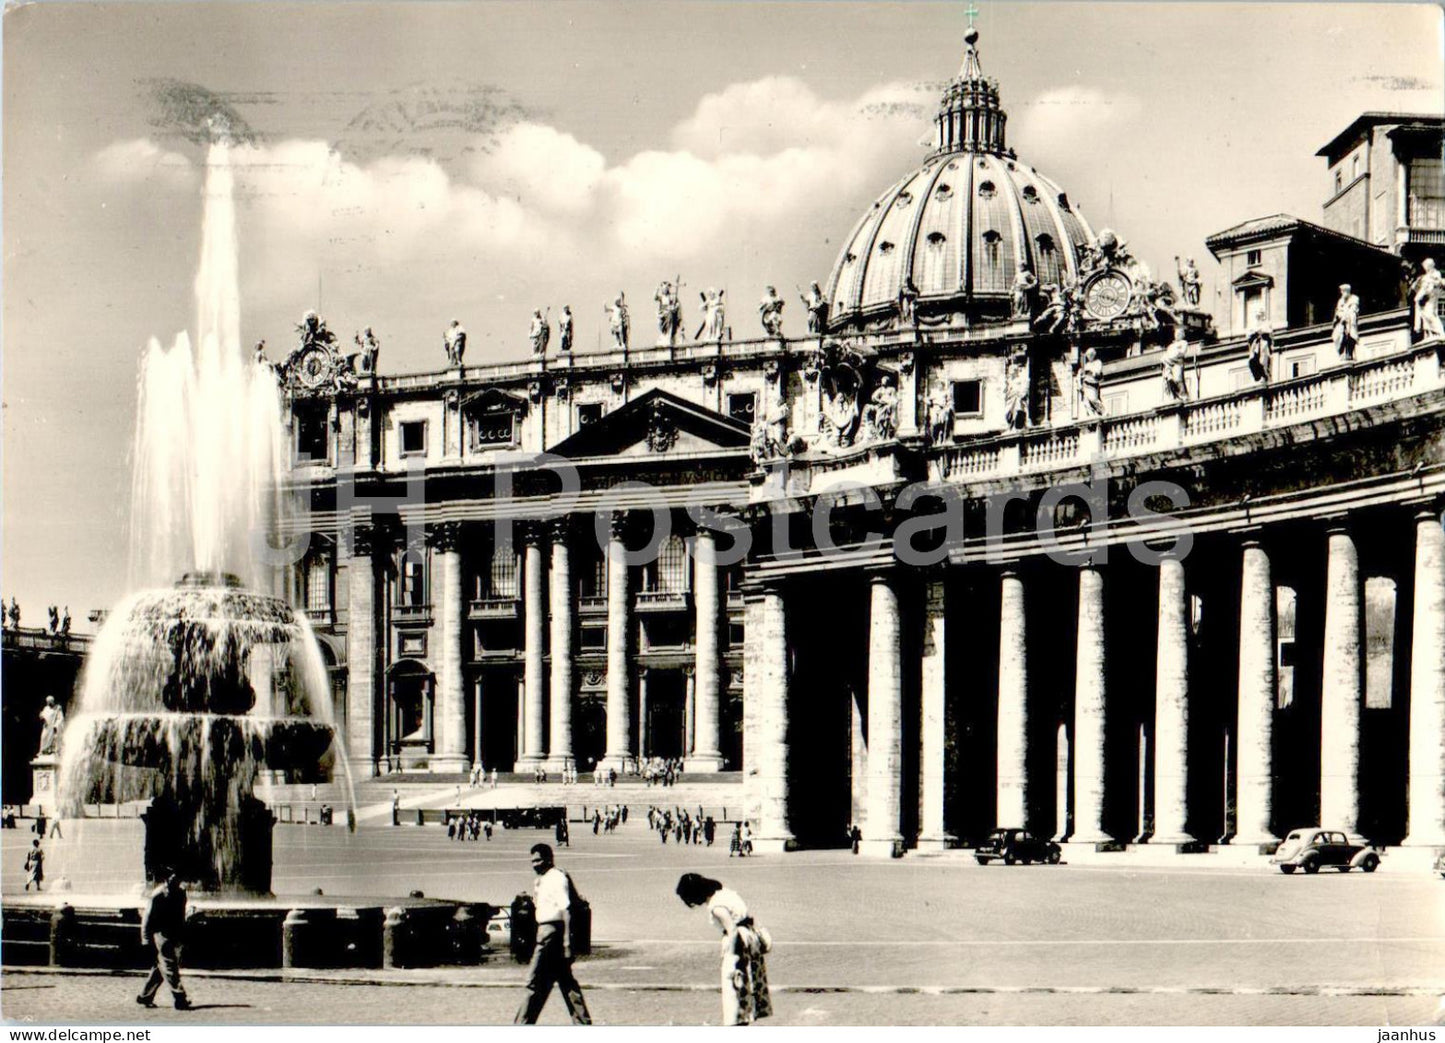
[346,516,729,774]
[746,506,1445,854]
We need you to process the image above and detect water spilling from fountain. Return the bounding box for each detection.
[57,137,353,895]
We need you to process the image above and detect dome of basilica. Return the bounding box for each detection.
[824,30,1099,334]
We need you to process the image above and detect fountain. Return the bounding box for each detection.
[2,127,490,972]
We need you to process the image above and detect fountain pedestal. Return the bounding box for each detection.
[141,795,276,894]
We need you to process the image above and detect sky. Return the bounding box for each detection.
[3,1,1442,626]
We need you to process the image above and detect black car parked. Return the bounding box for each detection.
[975,828,1062,866]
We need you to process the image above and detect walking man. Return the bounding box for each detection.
[136,869,191,1010]
[514,844,591,1025]
[23,839,43,891]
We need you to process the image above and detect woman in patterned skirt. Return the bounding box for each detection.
[676,873,773,1026]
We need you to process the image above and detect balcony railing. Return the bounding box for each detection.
[934,342,1442,482]
[390,603,433,625]
[635,590,691,613]
[468,597,519,620]
[578,595,608,615]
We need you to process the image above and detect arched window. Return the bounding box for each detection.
[979,180,997,200]
[646,535,690,594]
[982,229,1003,267]
[306,552,332,617]
[398,548,427,607]
[1022,185,1040,203]
[926,231,947,247]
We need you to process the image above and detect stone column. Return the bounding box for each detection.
[1404,508,1445,846]
[750,584,795,852]
[691,528,725,770]
[1152,553,1194,845]
[1234,536,1278,846]
[604,513,634,771]
[431,523,469,771]
[1320,523,1363,838]
[997,568,1029,830]
[638,668,651,759]
[918,577,954,850]
[1072,563,1113,845]
[862,572,904,857]
[345,527,380,777]
[518,527,547,768]
[473,677,484,772]
[683,667,697,759]
[545,521,575,772]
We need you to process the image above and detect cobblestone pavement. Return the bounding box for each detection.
[4,809,1444,1025]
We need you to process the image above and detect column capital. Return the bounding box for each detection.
[682,664,696,679]
[426,521,463,552]
[606,510,631,541]
[1237,524,1269,551]
[1319,511,1354,534]
[518,520,547,547]
[1403,494,1445,519]
[548,516,577,543]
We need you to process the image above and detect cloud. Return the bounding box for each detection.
[93,139,196,187]
[469,122,606,215]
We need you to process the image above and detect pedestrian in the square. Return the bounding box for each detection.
[555,817,570,848]
[514,844,591,1025]
[24,838,43,891]
[390,789,400,826]
[740,822,753,857]
[849,824,862,855]
[136,868,191,1010]
[704,816,716,846]
[484,820,494,841]
[675,873,773,1026]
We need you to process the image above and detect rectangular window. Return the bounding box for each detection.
[727,392,757,425]
[579,625,607,651]
[401,553,426,606]
[1103,392,1128,416]
[1246,249,1262,266]
[1286,355,1315,379]
[399,420,427,456]
[577,402,605,427]
[469,412,515,448]
[1240,286,1265,330]
[295,404,329,462]
[1408,157,1445,229]
[1229,367,1254,392]
[646,536,689,594]
[728,622,745,648]
[951,379,982,416]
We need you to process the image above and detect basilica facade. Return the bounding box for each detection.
[279,33,1445,855]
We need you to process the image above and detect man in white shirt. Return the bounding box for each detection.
[514,844,591,1025]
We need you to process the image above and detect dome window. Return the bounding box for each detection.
[843,252,857,266]
[947,161,958,170]
[1036,233,1056,253]
[1057,192,1071,210]
[895,191,913,208]
[935,183,953,200]
[926,232,947,247]
[1022,185,1040,204]
[979,181,997,200]
[878,241,896,255]
[978,159,988,169]
[982,229,1003,267]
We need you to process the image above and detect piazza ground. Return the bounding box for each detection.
[3,791,1444,1026]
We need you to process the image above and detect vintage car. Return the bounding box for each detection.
[975,828,1062,866]
[1270,827,1380,874]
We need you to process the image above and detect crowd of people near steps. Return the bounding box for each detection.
[445,810,496,842]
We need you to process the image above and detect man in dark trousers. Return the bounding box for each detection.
[137,868,191,1010]
[514,843,591,1025]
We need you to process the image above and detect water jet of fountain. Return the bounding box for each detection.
[60,140,354,895]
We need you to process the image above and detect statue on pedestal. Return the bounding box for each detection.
[749,396,791,466]
[1004,355,1029,430]
[1413,258,1443,340]
[352,328,381,376]
[7,598,18,629]
[1331,284,1360,360]
[38,696,64,756]
[1247,314,1274,382]
[897,276,920,325]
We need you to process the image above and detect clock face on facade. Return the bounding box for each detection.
[295,345,336,389]
[1083,271,1133,321]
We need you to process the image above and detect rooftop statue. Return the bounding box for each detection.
[655,279,683,347]
[749,395,791,466]
[352,327,381,375]
[1079,346,1106,417]
[608,293,630,350]
[799,281,829,334]
[1332,284,1360,360]
[558,306,574,353]
[1162,336,1190,402]
[863,375,899,442]
[759,286,785,339]
[694,289,727,343]
[1010,262,1039,320]
[1414,258,1443,340]
[444,319,467,366]
[1247,313,1274,382]
[898,276,921,325]
[925,387,953,446]
[1175,256,1202,309]
[529,309,551,355]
